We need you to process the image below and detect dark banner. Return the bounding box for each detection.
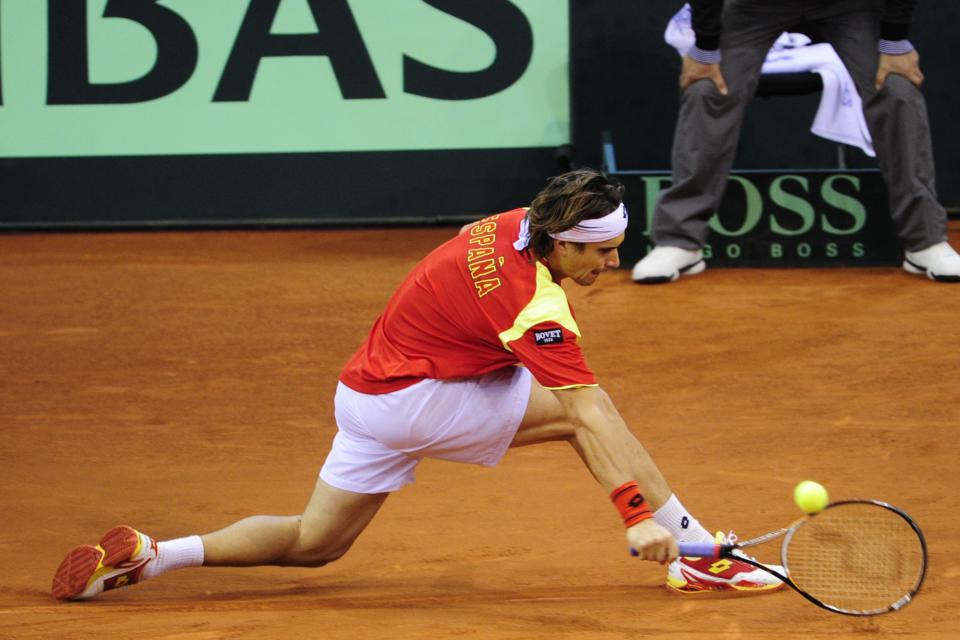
[0,148,559,230]
[614,169,901,268]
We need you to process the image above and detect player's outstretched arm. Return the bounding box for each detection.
[551,386,679,562]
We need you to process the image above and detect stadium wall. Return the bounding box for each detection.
[1,1,955,230]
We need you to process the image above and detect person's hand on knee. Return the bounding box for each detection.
[680,56,728,95]
[875,50,924,90]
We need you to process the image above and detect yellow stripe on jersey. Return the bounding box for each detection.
[542,382,599,390]
[497,261,581,351]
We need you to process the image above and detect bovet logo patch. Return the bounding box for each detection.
[534,328,563,346]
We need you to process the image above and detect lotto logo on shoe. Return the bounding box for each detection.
[533,329,563,346]
[709,559,735,575]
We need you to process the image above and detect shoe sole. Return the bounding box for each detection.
[666,576,785,594]
[903,259,960,282]
[51,526,140,600]
[633,259,706,284]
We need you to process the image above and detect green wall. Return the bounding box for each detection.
[0,0,569,156]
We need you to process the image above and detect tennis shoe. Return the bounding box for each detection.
[631,246,705,284]
[51,525,157,600]
[902,241,960,282]
[666,531,785,594]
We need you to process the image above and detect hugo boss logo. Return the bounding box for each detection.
[621,169,901,267]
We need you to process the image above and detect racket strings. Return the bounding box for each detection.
[785,504,925,613]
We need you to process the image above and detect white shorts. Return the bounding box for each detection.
[320,366,532,494]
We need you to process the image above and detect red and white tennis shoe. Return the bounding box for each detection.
[666,531,785,593]
[51,525,157,600]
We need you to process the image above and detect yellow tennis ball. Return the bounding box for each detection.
[794,480,829,514]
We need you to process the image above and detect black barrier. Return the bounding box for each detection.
[606,141,901,268]
[2,2,954,231]
[0,149,556,231]
[614,170,900,268]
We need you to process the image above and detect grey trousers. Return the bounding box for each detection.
[652,0,947,252]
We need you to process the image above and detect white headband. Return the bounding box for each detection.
[512,203,628,251]
[549,202,628,243]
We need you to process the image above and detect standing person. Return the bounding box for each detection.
[52,169,782,601]
[632,0,960,283]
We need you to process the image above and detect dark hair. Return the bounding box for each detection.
[526,168,625,258]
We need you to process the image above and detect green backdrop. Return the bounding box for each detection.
[0,0,570,157]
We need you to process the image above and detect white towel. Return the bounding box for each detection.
[664,4,875,157]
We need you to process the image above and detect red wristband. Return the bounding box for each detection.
[610,481,653,528]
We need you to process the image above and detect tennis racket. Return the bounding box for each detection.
[639,500,928,616]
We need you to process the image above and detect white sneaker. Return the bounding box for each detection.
[666,531,785,594]
[631,246,705,284]
[903,241,960,282]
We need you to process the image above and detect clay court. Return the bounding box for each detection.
[1,223,958,639]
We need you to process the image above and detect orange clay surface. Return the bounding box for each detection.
[1,224,959,639]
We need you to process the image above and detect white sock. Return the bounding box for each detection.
[142,535,205,580]
[654,495,714,544]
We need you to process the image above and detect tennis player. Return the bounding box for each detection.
[51,168,783,600]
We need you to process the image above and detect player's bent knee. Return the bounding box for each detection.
[282,517,365,567]
[283,538,353,567]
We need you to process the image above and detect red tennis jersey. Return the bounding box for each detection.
[339,208,597,394]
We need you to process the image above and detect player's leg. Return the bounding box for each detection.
[201,380,411,568]
[511,378,783,593]
[51,476,388,600]
[52,381,404,600]
[201,475,388,567]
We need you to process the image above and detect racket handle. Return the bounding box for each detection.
[678,542,721,558]
[629,542,721,558]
